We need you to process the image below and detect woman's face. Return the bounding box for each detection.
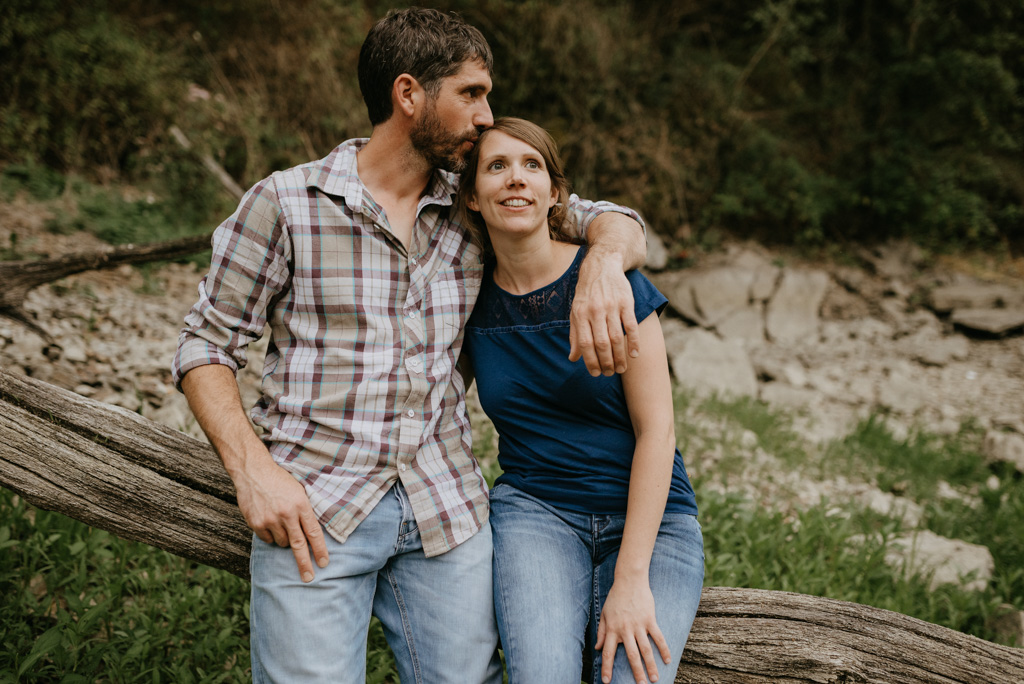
[467,130,558,241]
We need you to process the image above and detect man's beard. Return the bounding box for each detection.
[410,101,476,174]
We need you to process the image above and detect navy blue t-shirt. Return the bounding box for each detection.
[464,246,697,516]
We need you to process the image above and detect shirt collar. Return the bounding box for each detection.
[307,138,460,211]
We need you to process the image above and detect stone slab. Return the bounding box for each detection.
[765,269,830,343]
[668,328,757,398]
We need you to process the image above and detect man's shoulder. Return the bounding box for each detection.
[271,139,365,196]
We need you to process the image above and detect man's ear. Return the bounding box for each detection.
[393,73,422,118]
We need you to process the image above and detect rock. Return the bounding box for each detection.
[715,305,765,343]
[846,375,876,405]
[730,250,779,301]
[668,328,757,398]
[659,317,691,360]
[983,430,1024,472]
[831,266,873,297]
[765,269,830,343]
[645,230,670,271]
[760,382,818,409]
[930,282,1024,313]
[951,308,1024,336]
[651,271,705,326]
[877,362,933,415]
[989,605,1024,647]
[860,240,926,280]
[690,268,754,327]
[858,489,923,527]
[59,336,89,364]
[895,329,970,367]
[886,530,994,592]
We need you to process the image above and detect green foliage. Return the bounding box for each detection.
[0,0,182,171]
[3,0,1022,249]
[0,489,250,682]
[822,416,992,498]
[0,162,66,201]
[0,489,401,682]
[697,394,807,465]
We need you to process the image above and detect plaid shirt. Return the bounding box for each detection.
[173,138,638,556]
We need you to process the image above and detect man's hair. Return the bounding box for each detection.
[457,117,577,259]
[358,7,493,126]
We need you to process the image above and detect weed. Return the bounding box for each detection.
[823,415,992,497]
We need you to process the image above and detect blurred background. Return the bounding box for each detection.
[1,0,1021,257]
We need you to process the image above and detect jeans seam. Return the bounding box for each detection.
[383,565,423,683]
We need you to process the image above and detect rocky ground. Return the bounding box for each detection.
[3,201,1024,643]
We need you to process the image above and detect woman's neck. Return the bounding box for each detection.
[490,234,579,295]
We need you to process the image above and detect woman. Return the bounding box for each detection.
[458,117,704,684]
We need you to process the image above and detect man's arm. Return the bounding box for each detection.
[172,177,325,582]
[181,364,329,582]
[570,211,647,376]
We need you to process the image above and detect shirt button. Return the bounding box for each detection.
[406,310,418,319]
[406,358,422,373]
[406,409,415,418]
[399,463,407,472]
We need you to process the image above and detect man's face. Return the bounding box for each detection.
[411,59,493,174]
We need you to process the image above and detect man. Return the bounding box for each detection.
[172,8,647,683]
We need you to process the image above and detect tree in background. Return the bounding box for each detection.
[1,0,1020,252]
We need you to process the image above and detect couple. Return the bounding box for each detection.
[172,7,701,684]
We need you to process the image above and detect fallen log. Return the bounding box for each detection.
[0,367,248,576]
[0,369,1022,682]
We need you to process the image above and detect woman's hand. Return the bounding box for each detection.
[595,575,671,683]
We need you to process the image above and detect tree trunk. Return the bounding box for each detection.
[0,369,1022,682]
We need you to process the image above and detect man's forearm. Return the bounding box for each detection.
[180,363,271,478]
[585,212,646,271]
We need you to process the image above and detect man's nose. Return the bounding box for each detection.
[474,97,494,130]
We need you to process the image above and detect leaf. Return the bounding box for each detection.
[18,625,62,676]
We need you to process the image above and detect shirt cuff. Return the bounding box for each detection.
[171,330,241,392]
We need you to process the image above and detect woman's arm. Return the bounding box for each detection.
[595,311,676,684]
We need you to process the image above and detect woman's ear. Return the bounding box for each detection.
[393,73,421,118]
[547,185,559,209]
[466,193,480,212]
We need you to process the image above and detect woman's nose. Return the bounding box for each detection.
[506,166,525,186]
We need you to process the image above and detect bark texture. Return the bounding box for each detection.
[1,369,1022,682]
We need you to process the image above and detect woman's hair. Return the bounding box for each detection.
[457,117,577,258]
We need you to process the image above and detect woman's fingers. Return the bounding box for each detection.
[651,623,671,664]
[598,621,668,684]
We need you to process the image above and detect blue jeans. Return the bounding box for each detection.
[490,484,704,684]
[249,483,502,684]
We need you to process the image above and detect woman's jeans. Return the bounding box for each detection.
[490,484,704,684]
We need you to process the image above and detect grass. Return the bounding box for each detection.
[1,163,227,270]
[1,395,1021,681]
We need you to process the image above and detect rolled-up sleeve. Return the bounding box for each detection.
[171,176,292,390]
[565,193,646,239]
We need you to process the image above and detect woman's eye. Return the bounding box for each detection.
[526,160,540,169]
[488,161,504,171]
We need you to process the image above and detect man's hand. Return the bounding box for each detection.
[595,577,671,684]
[569,249,640,376]
[180,364,329,582]
[234,455,329,583]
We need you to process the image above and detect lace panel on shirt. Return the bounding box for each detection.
[474,250,583,329]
